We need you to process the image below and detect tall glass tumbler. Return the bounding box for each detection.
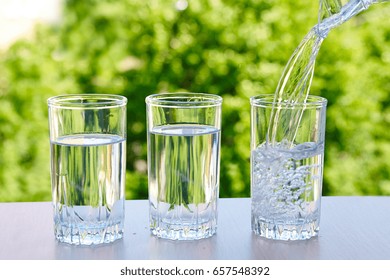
[146,93,222,240]
[48,94,127,245]
[250,95,327,241]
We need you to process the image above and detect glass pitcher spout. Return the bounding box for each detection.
[316,0,388,37]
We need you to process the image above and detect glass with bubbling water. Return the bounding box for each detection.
[251,94,327,240]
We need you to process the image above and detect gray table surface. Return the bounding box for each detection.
[0,197,389,260]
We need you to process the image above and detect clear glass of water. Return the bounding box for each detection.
[47,94,127,245]
[145,93,222,240]
[250,94,327,241]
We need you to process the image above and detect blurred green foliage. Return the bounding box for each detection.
[0,0,389,202]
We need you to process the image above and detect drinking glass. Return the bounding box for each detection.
[48,94,127,245]
[146,93,222,240]
[250,94,327,240]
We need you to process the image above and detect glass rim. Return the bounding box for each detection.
[250,94,327,108]
[145,92,222,108]
[47,94,127,109]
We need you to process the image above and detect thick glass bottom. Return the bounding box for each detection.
[150,219,217,240]
[54,221,123,245]
[252,217,319,241]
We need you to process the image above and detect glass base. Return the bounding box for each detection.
[54,222,123,245]
[150,219,217,240]
[252,217,319,241]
